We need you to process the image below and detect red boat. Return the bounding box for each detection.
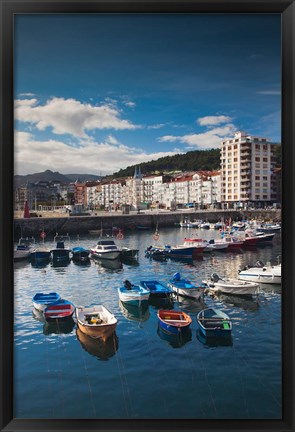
[44,299,75,322]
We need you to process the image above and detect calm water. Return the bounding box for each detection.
[14,227,282,419]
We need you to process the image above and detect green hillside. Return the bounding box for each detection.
[110,148,221,179]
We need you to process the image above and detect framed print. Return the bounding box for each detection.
[1,0,295,431]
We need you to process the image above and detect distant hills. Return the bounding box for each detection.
[14,170,102,189]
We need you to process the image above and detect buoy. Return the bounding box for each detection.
[117,232,124,240]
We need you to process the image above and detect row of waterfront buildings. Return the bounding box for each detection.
[15,132,282,212]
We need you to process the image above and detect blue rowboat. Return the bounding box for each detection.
[167,272,206,300]
[139,280,172,299]
[118,280,150,307]
[157,309,192,336]
[44,299,75,322]
[197,308,232,338]
[32,292,61,312]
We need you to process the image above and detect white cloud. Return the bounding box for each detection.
[14,130,178,175]
[159,124,236,149]
[15,97,139,139]
[147,123,166,130]
[124,101,136,108]
[197,115,233,126]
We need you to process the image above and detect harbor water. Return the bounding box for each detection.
[14,227,282,419]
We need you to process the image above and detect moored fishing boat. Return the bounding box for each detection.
[167,272,206,300]
[120,247,139,259]
[50,234,71,263]
[14,237,36,261]
[157,309,192,335]
[32,292,61,312]
[75,305,117,341]
[72,246,90,263]
[118,280,150,306]
[91,239,121,260]
[197,308,232,338]
[44,299,75,322]
[203,273,259,296]
[238,261,281,284]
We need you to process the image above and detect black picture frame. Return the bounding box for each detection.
[1,1,294,431]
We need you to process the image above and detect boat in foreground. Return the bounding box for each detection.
[203,273,259,296]
[76,305,117,341]
[32,292,61,312]
[167,272,206,300]
[118,280,150,306]
[139,280,173,298]
[197,308,232,338]
[157,309,192,335]
[238,261,281,284]
[44,299,75,322]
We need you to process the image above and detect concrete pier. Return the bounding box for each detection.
[14,209,281,239]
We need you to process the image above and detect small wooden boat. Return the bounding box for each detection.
[32,292,61,312]
[157,309,192,335]
[139,280,173,298]
[44,299,75,322]
[203,273,259,296]
[118,280,150,306]
[76,305,117,341]
[72,246,90,263]
[197,308,232,338]
[167,272,206,300]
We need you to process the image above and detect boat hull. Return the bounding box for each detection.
[32,292,61,311]
[91,250,121,260]
[44,300,75,322]
[157,310,192,335]
[167,281,204,300]
[197,308,232,338]
[77,321,117,342]
[238,270,281,284]
[205,280,259,296]
[76,305,117,341]
[118,285,150,306]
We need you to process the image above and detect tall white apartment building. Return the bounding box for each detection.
[221,131,278,208]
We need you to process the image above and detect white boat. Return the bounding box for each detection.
[14,237,35,261]
[203,273,259,296]
[238,261,281,284]
[90,239,121,260]
[75,305,117,341]
[118,280,150,306]
[167,272,206,300]
[199,221,210,229]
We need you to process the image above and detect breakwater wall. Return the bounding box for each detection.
[14,209,281,239]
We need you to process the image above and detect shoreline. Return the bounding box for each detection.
[14,209,281,238]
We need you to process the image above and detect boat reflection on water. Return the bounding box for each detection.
[121,256,139,267]
[50,258,71,268]
[43,317,75,335]
[92,257,123,271]
[174,296,207,315]
[33,308,76,335]
[157,325,192,348]
[196,329,233,347]
[149,295,174,310]
[213,293,260,311]
[119,300,150,322]
[76,328,118,361]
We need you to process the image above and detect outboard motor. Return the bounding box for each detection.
[210,273,220,283]
[124,280,133,290]
[173,272,181,281]
[255,260,264,268]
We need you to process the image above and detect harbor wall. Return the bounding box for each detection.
[14,209,281,239]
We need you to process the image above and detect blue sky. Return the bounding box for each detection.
[14,14,281,176]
